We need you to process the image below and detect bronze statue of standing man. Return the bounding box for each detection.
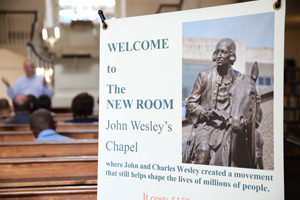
[182,38,241,165]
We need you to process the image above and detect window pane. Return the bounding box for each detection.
[266,77,271,85]
[59,0,115,23]
[258,77,264,85]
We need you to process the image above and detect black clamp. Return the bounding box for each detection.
[274,0,282,10]
[98,10,108,30]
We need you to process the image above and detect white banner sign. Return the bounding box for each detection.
[98,0,285,199]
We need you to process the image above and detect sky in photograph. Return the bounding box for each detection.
[182,12,274,47]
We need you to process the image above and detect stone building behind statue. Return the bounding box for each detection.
[182,37,274,102]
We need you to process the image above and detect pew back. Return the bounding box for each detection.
[0,130,98,142]
[0,123,98,131]
[0,139,98,158]
[0,185,97,199]
[0,156,98,188]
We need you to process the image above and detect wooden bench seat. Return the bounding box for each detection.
[53,113,73,117]
[0,122,98,131]
[0,139,98,158]
[0,185,97,199]
[0,130,98,142]
[0,119,7,125]
[53,114,98,123]
[1,114,99,124]
[0,156,98,188]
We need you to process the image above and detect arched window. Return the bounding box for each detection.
[59,0,115,23]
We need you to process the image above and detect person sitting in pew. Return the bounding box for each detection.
[38,94,51,111]
[30,109,74,141]
[65,92,98,123]
[0,98,12,119]
[4,94,32,124]
[27,94,39,113]
[38,94,55,115]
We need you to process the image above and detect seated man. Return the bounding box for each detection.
[65,92,98,123]
[38,94,52,111]
[38,94,55,116]
[27,94,39,113]
[4,94,31,124]
[30,109,74,141]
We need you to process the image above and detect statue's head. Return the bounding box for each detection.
[212,38,236,66]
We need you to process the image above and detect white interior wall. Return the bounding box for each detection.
[52,24,100,58]
[52,58,99,111]
[0,49,26,102]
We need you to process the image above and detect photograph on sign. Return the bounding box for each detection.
[182,12,274,170]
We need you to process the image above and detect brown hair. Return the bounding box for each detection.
[0,98,10,110]
[71,92,94,118]
[29,109,55,137]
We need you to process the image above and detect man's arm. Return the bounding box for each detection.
[6,86,15,99]
[2,77,14,99]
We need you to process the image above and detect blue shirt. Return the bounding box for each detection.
[34,129,75,142]
[3,113,31,124]
[7,74,53,99]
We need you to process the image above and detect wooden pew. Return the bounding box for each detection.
[52,113,98,118]
[0,122,98,131]
[54,117,74,123]
[0,130,98,142]
[0,118,12,125]
[53,113,73,118]
[53,114,98,123]
[0,185,97,199]
[53,113,73,123]
[1,113,97,124]
[0,139,98,158]
[0,131,34,142]
[0,119,6,125]
[0,156,98,188]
